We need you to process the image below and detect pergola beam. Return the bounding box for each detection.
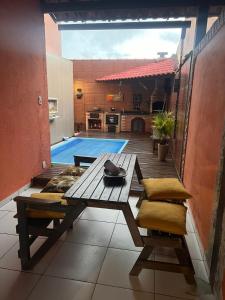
[58,21,191,31]
[41,0,225,13]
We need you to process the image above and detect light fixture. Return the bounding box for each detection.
[76,88,83,99]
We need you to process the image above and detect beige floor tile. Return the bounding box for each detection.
[0,211,9,219]
[28,275,94,300]
[19,187,42,196]
[193,231,206,261]
[186,211,197,233]
[154,237,206,282]
[92,284,154,300]
[185,233,203,260]
[192,260,209,282]
[109,224,143,251]
[45,220,79,240]
[0,238,62,274]
[97,248,154,293]
[117,206,139,224]
[155,255,209,286]
[46,242,107,282]
[0,212,18,235]
[128,196,139,207]
[0,234,18,259]
[154,253,209,293]
[203,261,210,279]
[80,207,119,223]
[155,270,199,299]
[65,219,115,246]
[186,214,195,233]
[186,212,206,261]
[116,211,127,224]
[0,201,17,212]
[130,205,139,218]
[0,268,40,300]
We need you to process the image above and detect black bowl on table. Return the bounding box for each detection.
[103,167,127,186]
[103,167,127,179]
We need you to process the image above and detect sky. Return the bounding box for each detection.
[61,28,181,59]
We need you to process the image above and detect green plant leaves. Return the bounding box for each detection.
[152,112,175,144]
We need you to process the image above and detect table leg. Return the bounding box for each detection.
[135,158,143,183]
[27,203,86,269]
[17,202,31,270]
[122,205,143,247]
[134,157,144,208]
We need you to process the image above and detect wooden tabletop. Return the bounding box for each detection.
[64,153,137,204]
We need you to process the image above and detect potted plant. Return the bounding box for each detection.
[152,112,175,161]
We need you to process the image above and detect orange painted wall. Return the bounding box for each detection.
[0,0,50,201]
[222,272,225,299]
[183,24,225,249]
[44,14,61,56]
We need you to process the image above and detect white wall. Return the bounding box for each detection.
[46,54,74,144]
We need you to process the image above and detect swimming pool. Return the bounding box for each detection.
[51,137,128,164]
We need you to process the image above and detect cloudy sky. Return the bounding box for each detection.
[61,28,181,59]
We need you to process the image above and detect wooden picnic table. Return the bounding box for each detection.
[64,153,144,247]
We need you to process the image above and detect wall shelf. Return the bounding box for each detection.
[49,114,59,121]
[48,98,58,114]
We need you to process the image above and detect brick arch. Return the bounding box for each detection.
[131,117,145,133]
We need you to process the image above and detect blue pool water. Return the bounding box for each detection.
[51,137,128,164]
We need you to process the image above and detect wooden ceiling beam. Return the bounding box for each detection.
[41,0,225,13]
[58,20,191,31]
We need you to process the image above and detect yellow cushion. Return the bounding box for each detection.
[136,200,187,235]
[142,178,191,201]
[42,175,79,193]
[61,166,86,177]
[27,193,66,219]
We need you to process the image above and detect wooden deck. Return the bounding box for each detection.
[32,132,177,192]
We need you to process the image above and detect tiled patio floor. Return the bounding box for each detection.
[0,187,212,300]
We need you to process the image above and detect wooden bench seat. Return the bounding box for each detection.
[14,194,86,270]
[14,156,96,270]
[130,200,196,285]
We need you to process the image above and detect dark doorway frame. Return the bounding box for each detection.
[131,117,145,133]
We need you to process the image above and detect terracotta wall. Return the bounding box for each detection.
[172,15,221,244]
[44,14,61,56]
[172,15,224,298]
[183,24,225,250]
[73,59,163,127]
[223,272,225,299]
[0,0,50,201]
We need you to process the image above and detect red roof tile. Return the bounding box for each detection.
[96,58,176,81]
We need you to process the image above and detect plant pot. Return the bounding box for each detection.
[158,143,169,161]
[152,126,160,138]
